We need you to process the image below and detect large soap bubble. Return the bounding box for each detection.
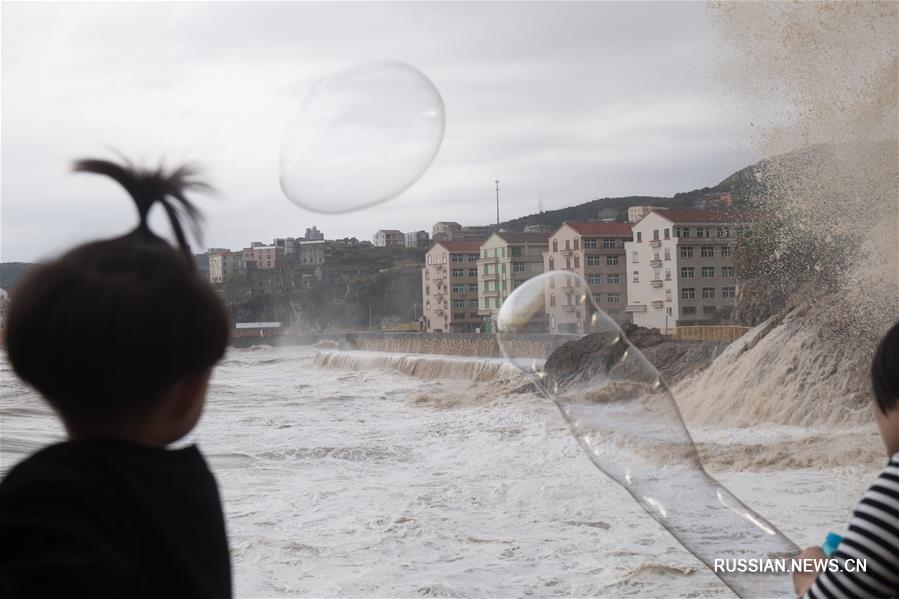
[497,271,799,598]
[280,61,445,213]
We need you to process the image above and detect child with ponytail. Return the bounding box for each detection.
[0,158,232,598]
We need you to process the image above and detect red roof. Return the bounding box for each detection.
[494,231,550,243]
[434,240,483,252]
[562,221,633,236]
[648,209,753,224]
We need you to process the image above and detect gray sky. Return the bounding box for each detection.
[1,1,763,262]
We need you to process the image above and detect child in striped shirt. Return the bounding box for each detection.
[794,321,899,598]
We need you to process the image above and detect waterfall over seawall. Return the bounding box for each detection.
[673,303,874,429]
[314,350,531,383]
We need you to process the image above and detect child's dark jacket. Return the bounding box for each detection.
[0,439,231,598]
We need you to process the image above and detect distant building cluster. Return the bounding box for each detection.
[205,226,328,287]
[420,209,746,334]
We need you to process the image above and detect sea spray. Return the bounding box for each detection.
[710,1,898,341]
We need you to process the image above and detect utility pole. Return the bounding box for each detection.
[495,180,500,227]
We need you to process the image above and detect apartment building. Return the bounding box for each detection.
[625,209,745,332]
[461,225,492,241]
[405,230,430,248]
[298,240,326,265]
[373,229,405,247]
[628,205,668,223]
[243,246,280,269]
[432,221,462,242]
[208,250,246,284]
[477,231,549,333]
[543,222,632,333]
[304,226,324,241]
[421,241,482,333]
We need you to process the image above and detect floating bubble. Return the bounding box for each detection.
[497,272,799,598]
[280,61,445,214]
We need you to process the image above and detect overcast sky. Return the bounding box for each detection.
[1,1,763,262]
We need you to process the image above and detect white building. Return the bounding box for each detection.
[298,240,326,265]
[624,209,746,332]
[477,231,549,333]
[627,205,668,224]
[405,230,430,248]
[373,229,405,247]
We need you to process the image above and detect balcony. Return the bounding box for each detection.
[649,239,662,248]
[651,300,665,309]
[650,279,664,288]
[649,259,662,268]
[626,304,647,313]
[561,304,576,312]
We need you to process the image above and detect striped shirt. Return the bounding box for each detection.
[805,453,899,599]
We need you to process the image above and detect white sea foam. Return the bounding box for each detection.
[0,346,884,597]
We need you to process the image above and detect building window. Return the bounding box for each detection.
[703,305,717,314]
[565,257,571,269]
[722,266,735,278]
[452,254,463,262]
[636,232,643,242]
[664,228,670,240]
[574,239,580,250]
[602,239,616,249]
[574,256,580,268]
[721,246,731,257]
[588,275,601,285]
[468,268,477,277]
[701,267,715,278]
[653,229,659,240]
[680,246,694,258]
[682,306,697,315]
[723,286,736,298]
[549,293,556,307]
[682,228,691,238]
[607,274,620,284]
[682,288,695,300]
[587,255,601,266]
[674,227,681,238]
[469,299,478,308]
[702,287,716,299]
[548,257,555,271]
[468,254,478,262]
[607,308,622,316]
[454,300,465,309]
[608,293,620,304]
[606,256,619,266]
[584,239,597,249]
[452,268,464,278]
[469,284,478,293]
[665,269,671,280]
[565,240,571,250]
[453,284,464,293]
[681,267,694,279]
[427,255,432,265]
[632,251,639,263]
[552,240,558,252]
[664,248,671,260]
[633,271,639,283]
[665,289,672,302]
[701,246,715,258]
